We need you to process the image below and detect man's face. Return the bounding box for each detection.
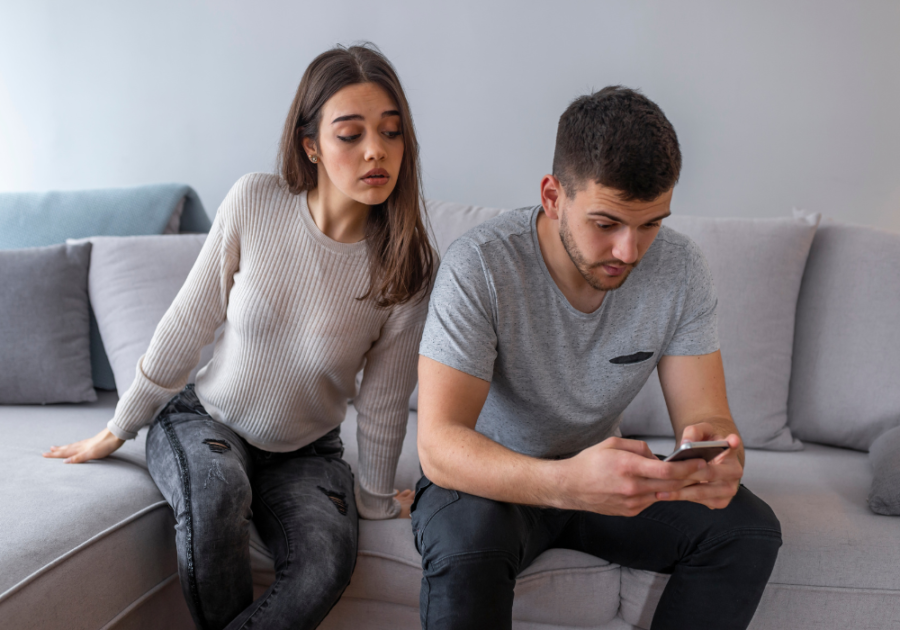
[557,181,673,291]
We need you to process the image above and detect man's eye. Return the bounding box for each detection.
[597,224,615,230]
[337,134,361,142]
[644,222,661,228]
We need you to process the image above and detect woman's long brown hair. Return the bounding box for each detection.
[278,43,434,308]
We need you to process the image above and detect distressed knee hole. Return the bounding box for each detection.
[202,438,231,453]
[317,486,348,515]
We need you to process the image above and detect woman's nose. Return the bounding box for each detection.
[363,134,387,161]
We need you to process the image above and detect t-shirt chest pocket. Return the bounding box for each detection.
[609,351,655,366]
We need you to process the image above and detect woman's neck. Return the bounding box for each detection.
[306,186,370,244]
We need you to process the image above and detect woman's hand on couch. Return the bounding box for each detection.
[396,489,414,518]
[43,429,125,463]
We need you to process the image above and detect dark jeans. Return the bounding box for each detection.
[410,475,782,630]
[146,385,358,630]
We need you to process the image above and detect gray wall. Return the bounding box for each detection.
[1,0,898,231]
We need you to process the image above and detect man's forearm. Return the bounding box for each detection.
[419,423,562,508]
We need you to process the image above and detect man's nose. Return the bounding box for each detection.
[612,230,639,264]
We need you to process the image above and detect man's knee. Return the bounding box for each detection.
[721,485,782,538]
[703,486,783,576]
[412,479,524,572]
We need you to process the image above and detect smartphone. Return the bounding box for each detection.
[663,440,730,462]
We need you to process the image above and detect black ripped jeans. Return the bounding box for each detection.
[411,476,782,630]
[146,385,358,630]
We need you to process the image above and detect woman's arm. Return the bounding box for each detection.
[352,290,431,519]
[45,177,248,462]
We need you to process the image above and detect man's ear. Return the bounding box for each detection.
[541,175,564,220]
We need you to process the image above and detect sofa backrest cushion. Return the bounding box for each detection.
[787,220,900,451]
[85,234,215,395]
[0,185,211,392]
[619,214,819,450]
[405,200,508,409]
[425,199,508,256]
[0,242,96,404]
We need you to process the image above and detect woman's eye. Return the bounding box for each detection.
[384,130,403,139]
[337,134,362,142]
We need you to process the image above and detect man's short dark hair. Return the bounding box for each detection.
[552,86,681,202]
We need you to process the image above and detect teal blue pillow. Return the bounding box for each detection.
[0,184,210,390]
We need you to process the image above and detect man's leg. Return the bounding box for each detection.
[410,476,558,630]
[556,485,782,630]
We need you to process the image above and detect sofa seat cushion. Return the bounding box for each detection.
[0,392,180,628]
[252,517,622,628]
[639,438,897,591]
[253,407,622,627]
[618,438,900,629]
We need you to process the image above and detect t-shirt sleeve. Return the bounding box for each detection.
[419,237,498,382]
[664,240,719,356]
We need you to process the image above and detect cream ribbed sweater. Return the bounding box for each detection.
[107,173,430,519]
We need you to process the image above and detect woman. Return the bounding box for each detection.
[44,44,434,630]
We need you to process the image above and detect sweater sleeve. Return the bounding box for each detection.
[107,179,244,439]
[352,285,432,520]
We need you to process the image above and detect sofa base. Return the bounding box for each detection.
[102,574,192,630]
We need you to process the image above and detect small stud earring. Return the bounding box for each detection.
[309,155,318,163]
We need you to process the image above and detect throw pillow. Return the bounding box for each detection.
[620,213,820,450]
[0,243,96,404]
[84,234,215,395]
[868,425,900,516]
[787,219,900,451]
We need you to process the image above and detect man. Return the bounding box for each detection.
[413,87,782,630]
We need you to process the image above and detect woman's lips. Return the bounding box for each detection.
[361,168,390,186]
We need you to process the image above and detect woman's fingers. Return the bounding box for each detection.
[396,488,415,519]
[44,430,124,463]
[43,443,79,458]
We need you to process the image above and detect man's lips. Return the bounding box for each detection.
[361,168,390,186]
[599,263,629,276]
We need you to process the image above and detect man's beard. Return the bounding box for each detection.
[559,211,635,292]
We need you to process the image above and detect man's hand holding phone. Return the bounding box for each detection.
[554,437,710,517]
[655,422,744,510]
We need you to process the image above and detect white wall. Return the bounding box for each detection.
[1,0,898,231]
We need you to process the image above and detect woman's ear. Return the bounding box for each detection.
[301,137,318,160]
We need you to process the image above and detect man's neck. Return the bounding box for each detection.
[535,210,606,314]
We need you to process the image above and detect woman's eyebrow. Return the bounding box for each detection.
[332,110,401,124]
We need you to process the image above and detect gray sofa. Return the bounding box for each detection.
[2,199,898,630]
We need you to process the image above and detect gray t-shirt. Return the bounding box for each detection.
[420,206,719,459]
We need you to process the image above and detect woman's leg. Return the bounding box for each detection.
[146,389,255,630]
[224,429,359,630]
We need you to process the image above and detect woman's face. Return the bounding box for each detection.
[304,82,405,207]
